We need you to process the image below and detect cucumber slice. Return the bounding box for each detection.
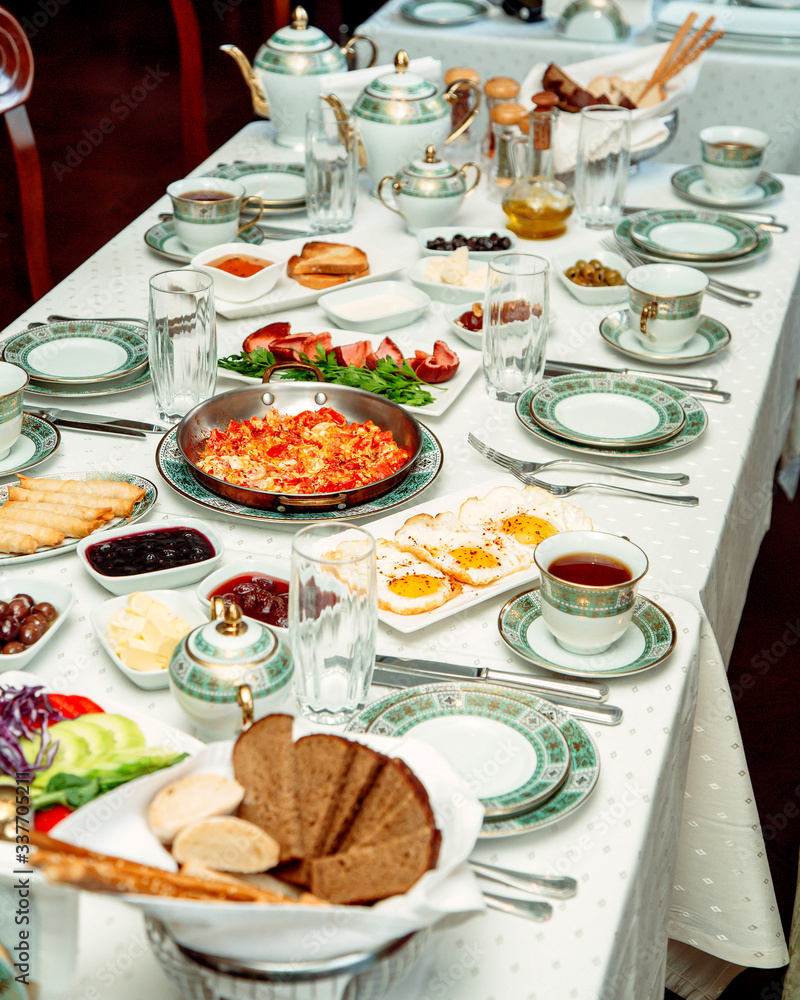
[56,719,115,758]
[79,713,145,751]
[28,729,91,787]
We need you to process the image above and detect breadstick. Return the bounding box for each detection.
[0,529,38,555]
[7,488,133,518]
[0,516,64,547]
[17,476,146,503]
[1,500,114,522]
[0,505,103,538]
[644,12,696,94]
[660,30,724,84]
[669,16,715,72]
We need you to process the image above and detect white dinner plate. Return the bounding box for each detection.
[613,216,772,270]
[210,162,306,211]
[628,209,759,261]
[400,0,490,23]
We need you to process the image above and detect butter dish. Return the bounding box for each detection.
[91,589,206,690]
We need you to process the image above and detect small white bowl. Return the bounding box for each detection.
[444,302,559,350]
[196,556,290,634]
[318,280,430,335]
[554,252,630,305]
[91,589,206,690]
[191,242,283,303]
[77,517,224,596]
[407,257,488,304]
[417,227,518,260]
[0,579,74,673]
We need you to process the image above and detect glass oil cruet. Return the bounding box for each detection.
[502,91,574,239]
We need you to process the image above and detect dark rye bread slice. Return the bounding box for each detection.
[295,734,356,860]
[318,742,386,857]
[309,827,442,905]
[232,715,303,863]
[338,757,435,851]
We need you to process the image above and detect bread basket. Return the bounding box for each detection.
[146,918,429,1000]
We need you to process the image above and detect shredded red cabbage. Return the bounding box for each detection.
[0,685,66,776]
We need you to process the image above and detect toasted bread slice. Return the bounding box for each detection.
[289,268,369,290]
[290,242,369,275]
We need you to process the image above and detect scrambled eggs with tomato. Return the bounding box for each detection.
[196,407,412,494]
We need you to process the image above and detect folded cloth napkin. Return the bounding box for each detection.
[520,42,703,173]
[323,57,443,111]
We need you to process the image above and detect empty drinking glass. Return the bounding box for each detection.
[574,105,632,229]
[148,269,216,423]
[305,102,359,233]
[290,523,377,725]
[483,252,549,402]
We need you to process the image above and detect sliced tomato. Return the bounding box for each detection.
[34,805,73,832]
[46,694,104,719]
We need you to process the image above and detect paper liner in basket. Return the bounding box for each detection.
[54,725,485,963]
[520,42,704,174]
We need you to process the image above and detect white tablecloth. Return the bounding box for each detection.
[0,123,793,998]
[355,0,800,175]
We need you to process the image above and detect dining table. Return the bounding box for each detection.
[0,119,796,1000]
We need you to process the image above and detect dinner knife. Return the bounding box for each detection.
[26,407,169,434]
[371,666,623,726]
[545,359,717,389]
[374,653,608,700]
[623,205,785,232]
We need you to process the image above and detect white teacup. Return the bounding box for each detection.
[0,362,28,459]
[534,531,648,655]
[699,126,769,199]
[167,176,264,253]
[626,264,708,353]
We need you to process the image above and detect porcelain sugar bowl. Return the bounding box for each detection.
[352,50,481,195]
[378,145,480,234]
[221,6,376,150]
[168,597,294,739]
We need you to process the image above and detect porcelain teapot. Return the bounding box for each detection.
[221,6,377,151]
[351,50,481,196]
[168,598,294,739]
[378,145,480,234]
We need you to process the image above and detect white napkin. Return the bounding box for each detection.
[520,42,703,173]
[55,722,485,963]
[323,57,443,111]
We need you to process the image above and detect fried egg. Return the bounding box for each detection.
[394,511,530,587]
[376,539,463,615]
[458,485,593,559]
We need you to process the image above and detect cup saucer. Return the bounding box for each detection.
[144,219,263,264]
[670,165,784,209]
[599,309,731,365]
[498,587,676,678]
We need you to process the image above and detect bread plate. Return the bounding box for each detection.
[369,474,592,634]
[212,237,409,320]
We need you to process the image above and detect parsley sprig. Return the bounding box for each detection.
[218,345,441,407]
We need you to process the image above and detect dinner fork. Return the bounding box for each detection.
[483,891,552,922]
[470,860,577,899]
[600,238,759,305]
[500,468,699,506]
[468,434,689,486]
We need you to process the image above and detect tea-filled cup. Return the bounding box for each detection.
[167,176,265,253]
[533,530,648,654]
[0,362,28,459]
[699,126,769,199]
[626,264,708,353]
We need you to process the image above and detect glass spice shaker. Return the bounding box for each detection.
[481,76,520,161]
[487,100,527,202]
[444,66,481,164]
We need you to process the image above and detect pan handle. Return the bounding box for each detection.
[277,493,347,509]
[261,361,324,382]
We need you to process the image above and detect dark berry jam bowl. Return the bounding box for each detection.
[0,578,73,671]
[76,517,224,596]
[196,557,291,634]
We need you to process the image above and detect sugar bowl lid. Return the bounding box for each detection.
[400,145,460,181]
[187,600,279,667]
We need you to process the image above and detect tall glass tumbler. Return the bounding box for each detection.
[148,269,216,424]
[305,103,358,234]
[290,523,377,725]
[574,105,631,230]
[483,253,549,402]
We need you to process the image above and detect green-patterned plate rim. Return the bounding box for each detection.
[599,310,731,366]
[670,166,784,209]
[400,0,490,24]
[210,162,306,210]
[628,208,758,261]
[347,682,600,837]
[3,321,148,386]
[23,364,151,398]
[359,684,571,817]
[529,374,685,448]
[144,220,263,264]
[155,424,443,524]
[516,373,707,458]
[613,215,772,270]
[0,413,60,477]
[0,471,157,565]
[498,587,677,678]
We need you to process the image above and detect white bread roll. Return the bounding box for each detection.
[172,816,281,873]
[148,773,245,844]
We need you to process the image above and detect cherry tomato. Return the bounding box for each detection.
[34,805,74,833]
